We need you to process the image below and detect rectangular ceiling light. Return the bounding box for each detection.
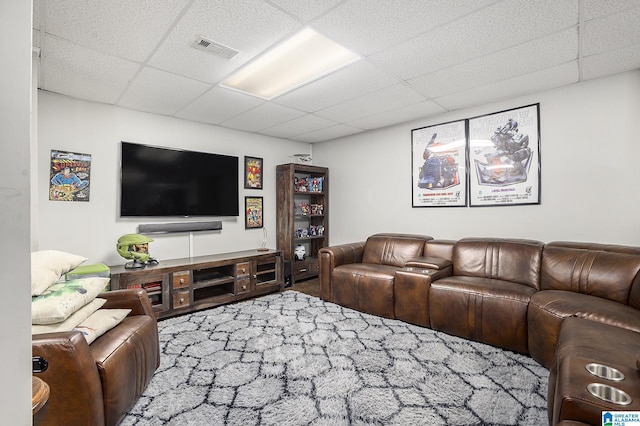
[221,27,360,100]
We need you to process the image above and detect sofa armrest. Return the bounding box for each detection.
[32,332,105,425]
[318,242,365,302]
[101,288,155,317]
[404,256,452,270]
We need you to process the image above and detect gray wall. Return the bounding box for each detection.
[37,91,311,265]
[313,70,640,246]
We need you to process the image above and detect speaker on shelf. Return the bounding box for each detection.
[138,221,222,234]
[284,260,292,288]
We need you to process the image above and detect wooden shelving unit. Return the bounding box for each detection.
[276,163,328,284]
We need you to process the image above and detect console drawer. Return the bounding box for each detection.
[172,271,190,289]
[172,290,190,309]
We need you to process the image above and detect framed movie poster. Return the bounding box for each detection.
[244,156,263,189]
[412,119,467,207]
[468,104,541,207]
[49,150,91,202]
[245,196,263,229]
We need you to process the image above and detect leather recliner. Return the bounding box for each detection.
[319,233,433,318]
[32,289,160,426]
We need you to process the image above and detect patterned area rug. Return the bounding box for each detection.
[122,291,548,425]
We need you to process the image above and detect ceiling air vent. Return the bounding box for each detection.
[192,36,239,60]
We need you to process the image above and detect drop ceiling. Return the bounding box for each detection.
[32,0,640,143]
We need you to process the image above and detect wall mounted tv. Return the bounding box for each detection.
[120,141,239,217]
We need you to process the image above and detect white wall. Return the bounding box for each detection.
[37,91,311,266]
[0,1,33,424]
[313,70,640,246]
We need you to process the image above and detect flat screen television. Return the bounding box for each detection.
[120,141,239,217]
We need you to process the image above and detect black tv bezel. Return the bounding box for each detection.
[119,141,240,218]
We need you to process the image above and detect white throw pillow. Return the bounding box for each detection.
[31,250,87,296]
[31,298,106,335]
[73,309,131,344]
[31,277,110,325]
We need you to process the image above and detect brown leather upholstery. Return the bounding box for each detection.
[549,318,640,425]
[319,241,365,302]
[429,238,544,354]
[528,244,640,368]
[394,267,452,327]
[33,289,160,426]
[319,233,432,318]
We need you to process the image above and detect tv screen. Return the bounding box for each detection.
[120,141,239,217]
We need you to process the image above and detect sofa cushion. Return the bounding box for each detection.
[73,309,132,344]
[528,289,640,368]
[452,238,544,290]
[331,263,399,318]
[362,233,430,267]
[32,298,106,335]
[31,250,87,296]
[32,277,110,324]
[430,276,537,354]
[541,246,640,305]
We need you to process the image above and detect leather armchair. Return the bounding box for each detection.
[429,237,544,354]
[319,233,432,318]
[32,289,160,426]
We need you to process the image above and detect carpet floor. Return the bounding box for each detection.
[121,291,548,425]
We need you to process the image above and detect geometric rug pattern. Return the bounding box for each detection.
[121,291,548,425]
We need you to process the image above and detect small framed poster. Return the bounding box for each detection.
[245,196,263,229]
[244,156,263,189]
[49,150,91,202]
[411,119,467,207]
[468,104,541,207]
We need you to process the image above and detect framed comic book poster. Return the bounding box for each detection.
[244,156,263,189]
[49,150,91,202]
[245,196,263,229]
[411,119,467,207]
[468,104,541,207]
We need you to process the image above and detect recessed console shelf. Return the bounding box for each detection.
[110,249,284,318]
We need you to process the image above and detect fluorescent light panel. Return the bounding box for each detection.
[221,28,360,99]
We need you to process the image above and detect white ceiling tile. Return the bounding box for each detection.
[274,60,399,112]
[175,86,264,125]
[43,0,190,62]
[582,0,640,20]
[260,114,337,138]
[295,124,364,143]
[583,6,640,56]
[315,84,426,122]
[117,67,211,116]
[220,102,305,132]
[268,0,344,21]
[582,43,640,80]
[346,101,447,130]
[436,62,579,111]
[409,28,578,98]
[313,0,495,55]
[40,36,140,104]
[370,0,579,80]
[148,0,301,83]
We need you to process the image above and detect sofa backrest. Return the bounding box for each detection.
[542,242,640,307]
[362,233,432,267]
[424,240,456,261]
[452,237,544,289]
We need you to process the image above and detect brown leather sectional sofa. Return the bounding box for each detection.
[32,289,160,426]
[319,233,640,426]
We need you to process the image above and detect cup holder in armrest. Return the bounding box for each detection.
[586,363,625,381]
[587,383,632,405]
